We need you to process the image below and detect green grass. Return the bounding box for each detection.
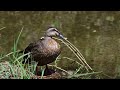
[0,27,37,79]
[0,27,103,79]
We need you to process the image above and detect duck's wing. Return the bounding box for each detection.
[19,37,45,54]
[24,37,46,53]
[19,42,36,54]
[24,42,37,53]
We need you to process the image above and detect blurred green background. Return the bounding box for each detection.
[0,11,120,78]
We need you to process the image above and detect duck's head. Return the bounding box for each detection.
[45,27,65,40]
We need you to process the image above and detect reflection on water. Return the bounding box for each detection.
[0,11,120,78]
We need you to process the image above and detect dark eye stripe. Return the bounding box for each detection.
[48,28,60,34]
[51,28,59,32]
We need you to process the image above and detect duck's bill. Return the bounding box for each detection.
[59,34,66,40]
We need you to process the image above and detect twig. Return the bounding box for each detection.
[64,39,93,71]
[48,64,70,75]
[67,71,102,79]
[53,37,93,71]
[0,27,6,31]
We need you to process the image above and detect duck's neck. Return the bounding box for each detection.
[44,35,53,39]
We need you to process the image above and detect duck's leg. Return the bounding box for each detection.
[44,64,55,76]
[44,64,49,75]
[35,66,39,75]
[45,64,49,70]
[35,65,50,76]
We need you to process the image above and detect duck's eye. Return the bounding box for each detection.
[55,32,58,36]
[51,29,57,32]
[55,32,60,36]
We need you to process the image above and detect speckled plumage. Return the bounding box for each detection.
[22,37,61,66]
[21,27,64,67]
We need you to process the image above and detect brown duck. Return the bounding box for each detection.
[20,27,65,75]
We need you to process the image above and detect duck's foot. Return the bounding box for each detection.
[31,71,61,79]
[44,68,55,76]
[35,65,55,76]
[35,66,40,75]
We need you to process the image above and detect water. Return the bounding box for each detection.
[0,11,120,78]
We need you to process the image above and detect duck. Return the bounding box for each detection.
[20,27,65,75]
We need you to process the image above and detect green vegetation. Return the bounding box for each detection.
[0,27,103,79]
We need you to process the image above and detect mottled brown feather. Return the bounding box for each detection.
[22,37,61,66]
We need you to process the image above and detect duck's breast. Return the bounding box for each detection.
[33,37,61,57]
[43,38,61,55]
